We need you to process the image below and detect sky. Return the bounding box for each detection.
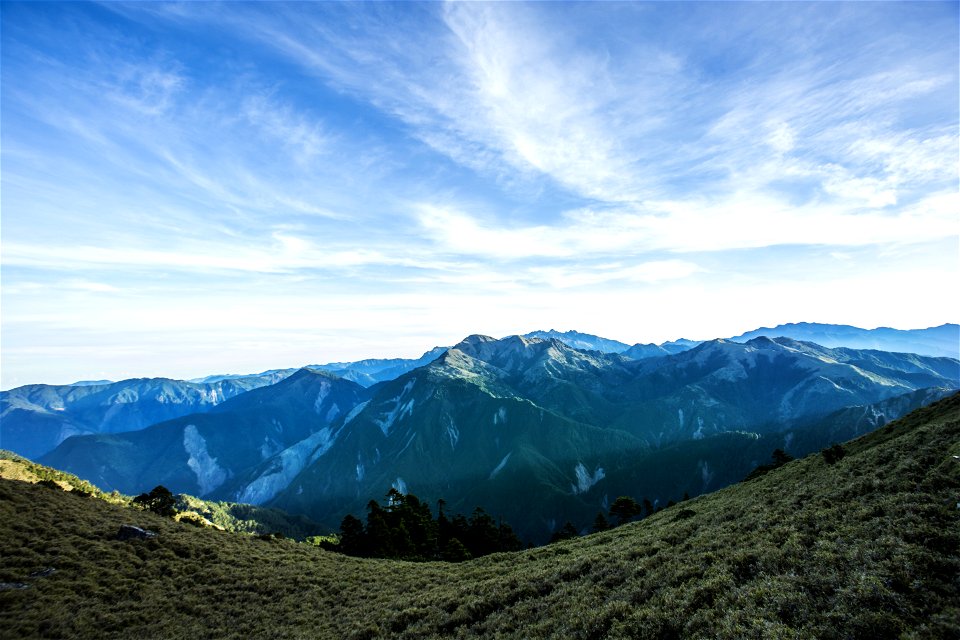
[1,1,958,388]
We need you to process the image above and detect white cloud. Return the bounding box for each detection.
[440,2,640,201]
[242,95,330,163]
[1,238,393,274]
[417,189,958,258]
[107,65,185,116]
[2,2,957,387]
[765,121,796,154]
[526,260,702,289]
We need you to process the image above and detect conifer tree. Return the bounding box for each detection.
[592,512,610,533]
[609,496,642,526]
[549,521,579,542]
[338,514,366,556]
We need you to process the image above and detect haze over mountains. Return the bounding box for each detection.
[727,322,960,358]
[5,322,956,542]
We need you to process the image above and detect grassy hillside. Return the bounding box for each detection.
[0,450,327,540]
[1,393,958,639]
[0,450,125,501]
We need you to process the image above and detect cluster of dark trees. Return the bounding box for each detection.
[821,443,847,464]
[550,493,681,543]
[745,448,795,481]
[132,485,177,517]
[332,489,524,561]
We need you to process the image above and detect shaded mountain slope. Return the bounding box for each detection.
[1,393,957,639]
[265,336,957,540]
[0,374,284,459]
[612,337,959,443]
[271,354,644,540]
[3,348,450,462]
[39,370,369,498]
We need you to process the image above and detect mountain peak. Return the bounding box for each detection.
[455,334,497,349]
[286,367,320,381]
[452,334,546,364]
[521,329,629,354]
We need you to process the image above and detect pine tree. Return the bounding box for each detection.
[338,514,366,556]
[442,537,471,562]
[592,512,610,533]
[772,448,794,466]
[365,500,394,558]
[466,507,499,557]
[549,521,579,543]
[609,496,642,526]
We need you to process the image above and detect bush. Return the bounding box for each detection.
[822,444,847,465]
[178,513,209,528]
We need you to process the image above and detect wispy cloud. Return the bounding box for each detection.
[1,1,956,386]
[242,94,332,165]
[416,190,958,258]
[2,233,432,274]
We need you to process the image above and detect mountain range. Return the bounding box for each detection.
[0,374,287,460]
[25,328,959,542]
[40,370,368,501]
[263,335,959,540]
[2,392,957,637]
[728,322,959,358]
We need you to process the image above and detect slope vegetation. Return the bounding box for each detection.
[1,393,957,639]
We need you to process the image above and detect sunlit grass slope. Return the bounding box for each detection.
[0,450,324,540]
[1,393,958,639]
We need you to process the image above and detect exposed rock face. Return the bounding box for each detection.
[116,524,156,541]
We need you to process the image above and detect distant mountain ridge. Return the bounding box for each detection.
[38,332,954,541]
[0,375,285,460]
[40,370,370,499]
[192,346,450,388]
[264,334,958,540]
[5,322,958,541]
[524,323,958,361]
[521,329,630,353]
[308,346,449,386]
[4,322,954,463]
[727,322,959,358]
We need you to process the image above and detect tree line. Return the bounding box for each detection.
[331,488,524,561]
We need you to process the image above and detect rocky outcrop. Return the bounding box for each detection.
[116,524,156,541]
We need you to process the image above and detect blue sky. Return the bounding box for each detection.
[2,1,958,387]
